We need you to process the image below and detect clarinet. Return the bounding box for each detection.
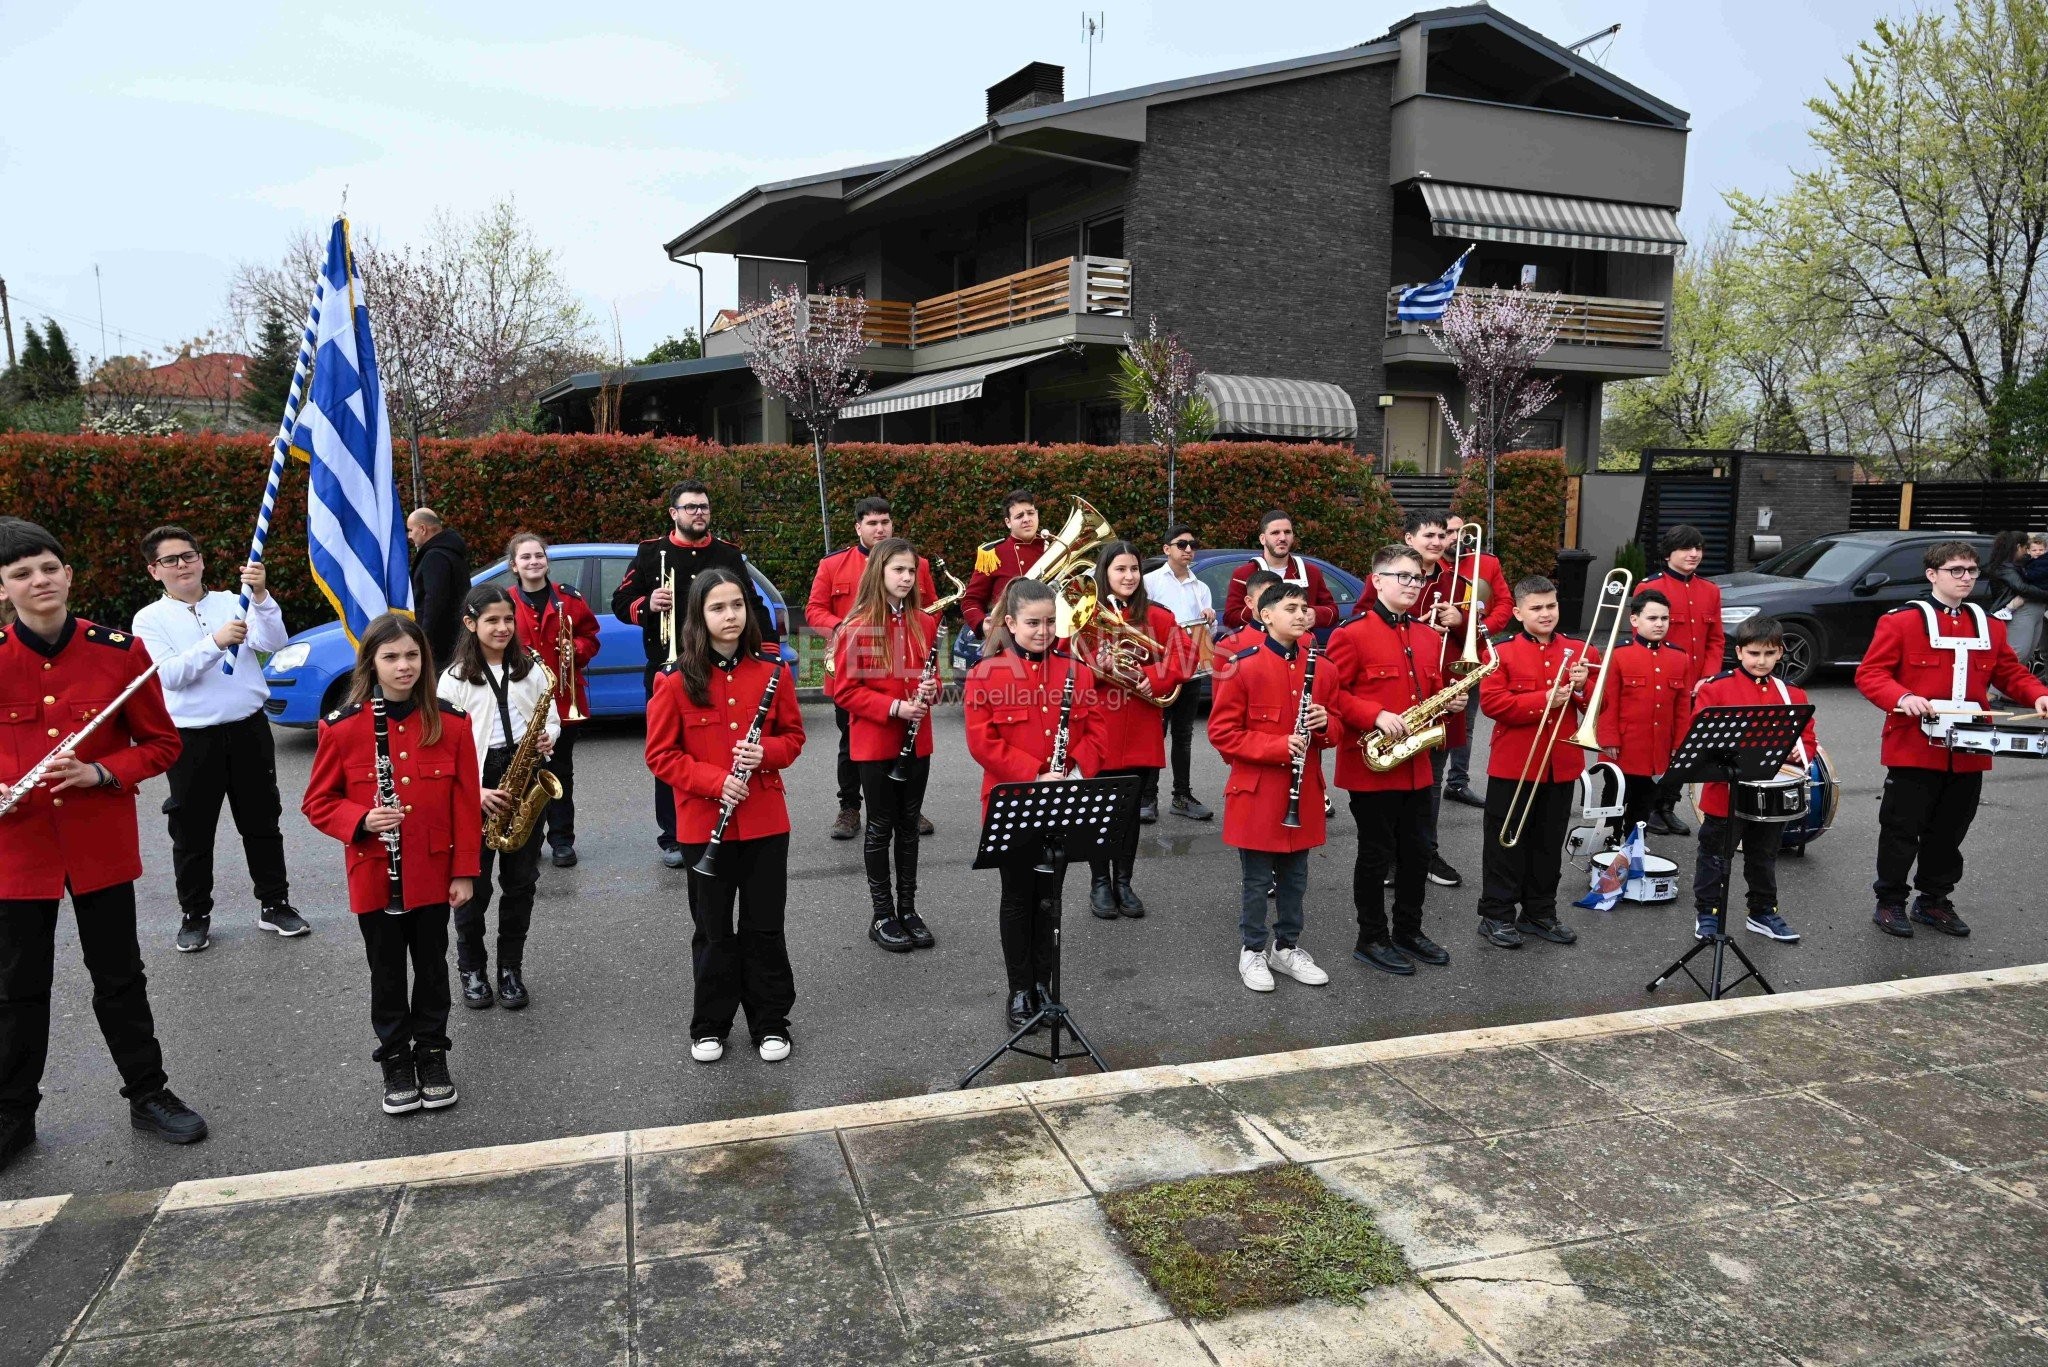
[691,665,782,878]
[1281,645,1319,829]
[888,625,944,782]
[1033,668,1079,874]
[370,685,407,914]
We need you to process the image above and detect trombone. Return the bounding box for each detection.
[1437,521,1491,678]
[1497,567,1633,848]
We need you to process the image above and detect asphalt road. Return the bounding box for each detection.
[7,680,2045,1200]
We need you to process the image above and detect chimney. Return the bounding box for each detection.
[986,62,1065,119]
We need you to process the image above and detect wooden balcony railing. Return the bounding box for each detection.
[1384,285,1668,349]
[736,257,1131,351]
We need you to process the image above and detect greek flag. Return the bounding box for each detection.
[1396,246,1473,323]
[1576,822,1647,911]
[289,217,410,644]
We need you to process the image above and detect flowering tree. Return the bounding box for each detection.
[1113,317,1215,527]
[1429,287,1561,545]
[743,283,869,554]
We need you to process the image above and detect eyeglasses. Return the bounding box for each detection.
[1167,540,1197,551]
[153,552,201,568]
[1374,571,1427,588]
[673,502,711,514]
[1935,565,1980,578]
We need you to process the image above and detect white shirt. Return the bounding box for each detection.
[1144,562,1214,628]
[439,664,560,780]
[132,590,289,728]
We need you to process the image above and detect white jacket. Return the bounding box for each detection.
[437,661,561,782]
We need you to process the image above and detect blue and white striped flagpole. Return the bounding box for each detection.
[222,292,320,675]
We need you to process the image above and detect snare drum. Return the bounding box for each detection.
[1734,771,1810,824]
[1779,748,1840,853]
[1585,851,1680,903]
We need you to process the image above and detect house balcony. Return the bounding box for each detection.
[1382,284,1672,379]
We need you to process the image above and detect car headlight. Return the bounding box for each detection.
[267,643,312,673]
[1721,606,1760,626]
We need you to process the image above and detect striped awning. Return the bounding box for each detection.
[839,350,1060,420]
[1197,374,1357,440]
[1419,183,1685,256]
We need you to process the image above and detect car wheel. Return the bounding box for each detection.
[1776,622,1820,685]
[320,678,353,719]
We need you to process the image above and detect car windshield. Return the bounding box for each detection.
[1757,538,1878,582]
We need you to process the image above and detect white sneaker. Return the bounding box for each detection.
[1239,947,1276,992]
[758,1036,791,1062]
[689,1038,723,1064]
[1267,944,1330,985]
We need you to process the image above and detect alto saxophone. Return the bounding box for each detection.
[483,650,564,851]
[1360,654,1500,773]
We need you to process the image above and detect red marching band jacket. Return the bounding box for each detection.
[1594,640,1693,777]
[1081,599,1191,772]
[1208,638,1329,853]
[1222,557,1338,631]
[512,582,600,720]
[961,537,1047,635]
[1640,569,1723,686]
[1322,606,1444,793]
[1856,601,2048,773]
[963,648,1103,807]
[645,653,806,845]
[1480,633,1595,785]
[0,618,181,900]
[1692,669,1817,818]
[303,701,483,915]
[833,609,939,763]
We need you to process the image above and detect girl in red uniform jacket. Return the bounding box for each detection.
[506,532,599,866]
[833,537,940,954]
[647,568,806,1064]
[304,612,481,1118]
[965,578,1104,1032]
[1078,541,1191,921]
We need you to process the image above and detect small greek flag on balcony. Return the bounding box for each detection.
[1396,246,1474,323]
[290,217,411,644]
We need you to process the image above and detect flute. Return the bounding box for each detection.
[889,623,943,782]
[370,684,407,915]
[690,665,782,878]
[1281,645,1319,829]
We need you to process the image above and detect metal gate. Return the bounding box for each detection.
[1636,471,1736,575]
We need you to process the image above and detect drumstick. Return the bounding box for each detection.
[1896,705,2012,717]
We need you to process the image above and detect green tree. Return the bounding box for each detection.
[241,310,298,429]
[637,332,701,365]
[38,321,81,399]
[14,323,50,399]
[1601,232,1754,463]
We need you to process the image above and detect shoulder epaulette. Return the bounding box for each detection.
[558,583,583,600]
[974,539,1003,575]
[0,626,8,646]
[1051,645,1073,660]
[324,702,364,724]
[755,647,782,663]
[1230,643,1264,661]
[80,623,135,650]
[1881,603,1919,615]
[1707,669,1738,683]
[441,702,468,718]
[658,662,679,676]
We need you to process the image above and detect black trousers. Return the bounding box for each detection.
[1089,765,1152,882]
[1421,748,1448,856]
[1144,686,1202,806]
[1621,774,1661,834]
[645,662,677,848]
[834,705,862,811]
[1349,788,1431,944]
[163,708,290,919]
[679,833,794,1043]
[542,724,577,852]
[1693,815,1781,914]
[355,903,452,1063]
[998,861,1065,994]
[1479,778,1573,922]
[859,757,927,919]
[456,747,544,974]
[0,882,168,1119]
[1874,767,1983,907]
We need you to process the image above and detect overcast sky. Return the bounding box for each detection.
[2,0,1901,369]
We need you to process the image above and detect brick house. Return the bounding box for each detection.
[538,3,1686,473]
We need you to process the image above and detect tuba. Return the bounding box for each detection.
[483,650,565,852]
[1022,495,1116,637]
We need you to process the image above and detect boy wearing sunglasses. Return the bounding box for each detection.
[1143,525,1217,820]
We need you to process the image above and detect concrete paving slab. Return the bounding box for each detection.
[82,1186,394,1335]
[1191,1283,1493,1365]
[0,1223,45,1279]
[1675,1009,1904,1087]
[1315,1140,1613,1269]
[632,1233,913,1366]
[1654,1092,1948,1199]
[1936,985,2048,1038]
[1951,1054,2048,1110]
[964,1319,1212,1365]
[1506,1113,1791,1231]
[1035,1086,1283,1192]
[630,1131,864,1258]
[1815,1071,2048,1168]
[1833,1175,2048,1324]
[1979,1155,2048,1205]
[350,1267,630,1366]
[1533,1028,1782,1113]
[879,1198,1170,1359]
[1878,1328,2048,1365]
[1209,1061,1472,1163]
[57,1307,356,1367]
[1378,1045,1636,1136]
[1807,996,2039,1071]
[375,1160,626,1294]
[842,1107,1089,1228]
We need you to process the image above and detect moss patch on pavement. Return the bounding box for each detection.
[1100,1164,1410,1319]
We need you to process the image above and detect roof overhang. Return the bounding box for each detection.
[1391,4,1688,128]
[663,158,907,258]
[536,353,752,407]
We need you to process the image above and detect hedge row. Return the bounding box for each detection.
[1451,449,1571,588]
[1,435,1427,629]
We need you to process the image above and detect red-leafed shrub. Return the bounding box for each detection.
[1450,449,1569,588]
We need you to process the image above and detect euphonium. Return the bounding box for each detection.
[1360,653,1500,772]
[1022,495,1116,637]
[483,650,565,852]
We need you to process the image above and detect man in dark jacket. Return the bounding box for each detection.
[407,509,471,671]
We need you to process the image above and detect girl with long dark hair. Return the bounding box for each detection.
[1989,530,2048,676]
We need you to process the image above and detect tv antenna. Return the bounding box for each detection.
[1082,12,1104,95]
[1565,22,1620,64]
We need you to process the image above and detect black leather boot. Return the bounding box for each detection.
[1089,859,1118,919]
[895,822,933,948]
[1113,859,1146,918]
[864,820,912,952]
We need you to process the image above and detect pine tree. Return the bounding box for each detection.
[14,323,49,399]
[38,321,81,399]
[242,310,297,428]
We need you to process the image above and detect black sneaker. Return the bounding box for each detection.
[0,1110,36,1172]
[1395,933,1451,966]
[1428,855,1463,888]
[1873,902,1914,937]
[661,846,686,869]
[1910,898,1971,937]
[1137,802,1158,825]
[129,1088,207,1144]
[1478,917,1523,948]
[869,916,915,952]
[461,969,496,1009]
[415,1049,458,1110]
[1522,915,1578,945]
[174,916,210,953]
[1171,794,1213,821]
[551,846,578,868]
[497,968,529,1010]
[899,911,936,949]
[259,903,310,937]
[381,1058,422,1115]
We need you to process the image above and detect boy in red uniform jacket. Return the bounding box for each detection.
[507,532,599,867]
[1689,617,1815,944]
[960,490,1048,637]
[1856,540,2048,938]
[1325,545,1453,976]
[0,518,204,1170]
[1477,577,1591,949]
[304,612,481,1117]
[1210,581,1332,994]
[1595,590,1694,838]
[647,568,807,1064]
[965,579,1104,1032]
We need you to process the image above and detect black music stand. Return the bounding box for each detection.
[1645,703,1814,1001]
[959,774,1141,1088]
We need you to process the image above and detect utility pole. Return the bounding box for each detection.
[94,264,108,364]
[0,277,15,369]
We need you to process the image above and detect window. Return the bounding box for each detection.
[1084,215,1124,259]
[1872,544,1933,582]
[1083,401,1123,445]
[1518,418,1563,450]
[1032,227,1077,267]
[596,553,633,611]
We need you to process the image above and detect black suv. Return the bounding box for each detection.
[1715,530,1995,684]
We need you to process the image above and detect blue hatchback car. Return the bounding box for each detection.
[262,543,795,727]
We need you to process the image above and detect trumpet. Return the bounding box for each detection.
[557,602,585,722]
[1497,567,1633,848]
[1437,522,1492,678]
[657,549,679,666]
